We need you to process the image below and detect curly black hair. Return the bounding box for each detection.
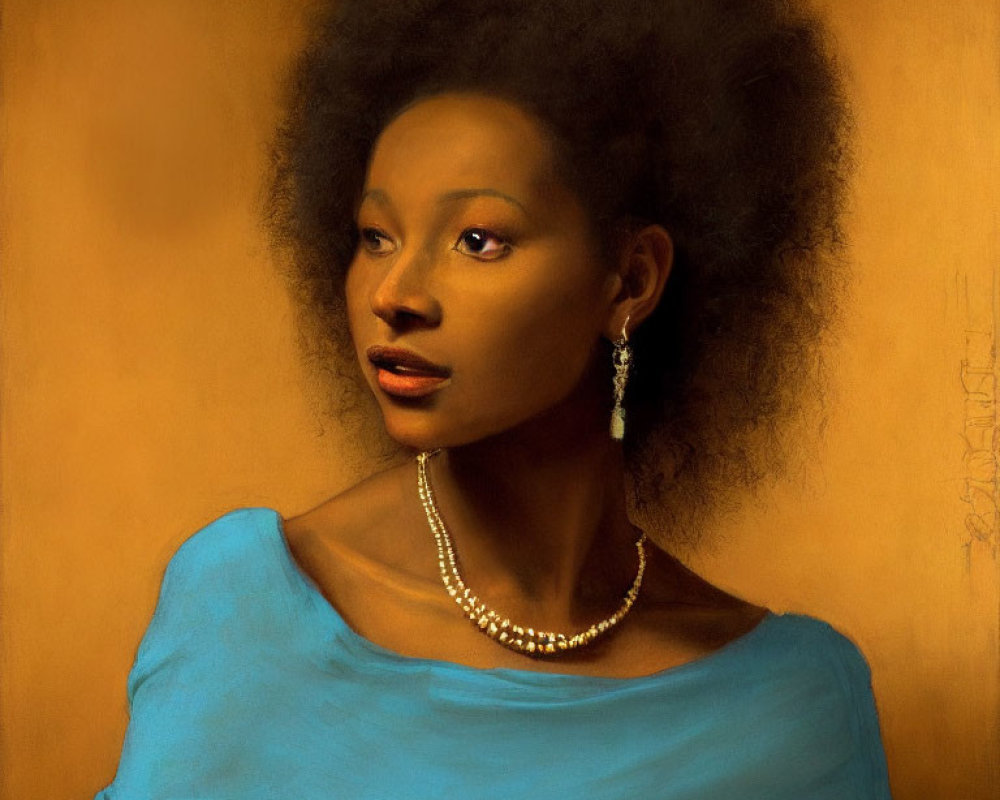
[268,0,852,542]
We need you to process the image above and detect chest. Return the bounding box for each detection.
[293,537,761,678]
[142,643,859,800]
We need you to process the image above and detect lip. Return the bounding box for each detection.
[366,345,452,398]
[375,369,450,397]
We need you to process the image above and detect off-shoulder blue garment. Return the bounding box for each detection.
[96,508,892,799]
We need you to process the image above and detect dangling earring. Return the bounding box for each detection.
[610,315,631,440]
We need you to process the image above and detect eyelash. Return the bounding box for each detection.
[358,227,393,254]
[453,228,511,260]
[356,226,512,261]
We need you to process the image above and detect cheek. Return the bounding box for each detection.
[522,311,594,384]
[463,279,603,403]
[344,261,368,342]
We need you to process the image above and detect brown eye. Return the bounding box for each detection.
[359,227,395,254]
[454,228,510,260]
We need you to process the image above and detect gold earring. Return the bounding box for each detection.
[610,315,631,440]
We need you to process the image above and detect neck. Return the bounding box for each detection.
[421,366,641,628]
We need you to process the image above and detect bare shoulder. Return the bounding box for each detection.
[280,468,769,676]
[628,542,770,661]
[285,458,397,532]
[281,455,438,589]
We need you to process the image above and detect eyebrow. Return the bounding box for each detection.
[359,188,529,217]
[359,188,390,208]
[438,188,528,216]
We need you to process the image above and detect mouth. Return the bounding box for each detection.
[366,345,452,398]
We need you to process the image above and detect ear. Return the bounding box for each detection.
[604,223,673,340]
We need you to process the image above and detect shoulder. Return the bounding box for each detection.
[640,550,874,681]
[775,614,883,732]
[281,457,432,585]
[143,505,306,643]
[127,507,293,699]
[705,609,878,696]
[758,613,891,794]
[129,506,331,679]
[739,612,884,744]
[163,506,286,589]
[634,546,772,663]
[282,457,412,540]
[760,612,875,681]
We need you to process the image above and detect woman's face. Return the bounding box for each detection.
[346,93,621,450]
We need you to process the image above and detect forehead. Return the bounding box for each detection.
[366,93,560,194]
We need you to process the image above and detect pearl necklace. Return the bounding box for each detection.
[416,449,648,657]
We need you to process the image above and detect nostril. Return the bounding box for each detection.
[388,308,422,328]
[369,251,443,328]
[371,287,442,329]
[373,302,437,332]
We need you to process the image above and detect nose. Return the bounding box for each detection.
[370,250,442,331]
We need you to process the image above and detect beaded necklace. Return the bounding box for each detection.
[416,449,647,657]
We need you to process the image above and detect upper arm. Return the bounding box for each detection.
[98,509,280,797]
[825,628,893,799]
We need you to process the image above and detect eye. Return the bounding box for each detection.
[454,228,511,261]
[358,226,395,255]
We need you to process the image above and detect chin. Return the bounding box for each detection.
[380,412,453,452]
[378,405,502,452]
[381,407,553,455]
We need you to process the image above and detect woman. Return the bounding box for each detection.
[97,0,891,797]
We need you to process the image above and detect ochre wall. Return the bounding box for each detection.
[2,1,997,798]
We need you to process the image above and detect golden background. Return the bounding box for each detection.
[1,1,997,797]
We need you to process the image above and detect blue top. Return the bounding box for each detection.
[97,507,892,799]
